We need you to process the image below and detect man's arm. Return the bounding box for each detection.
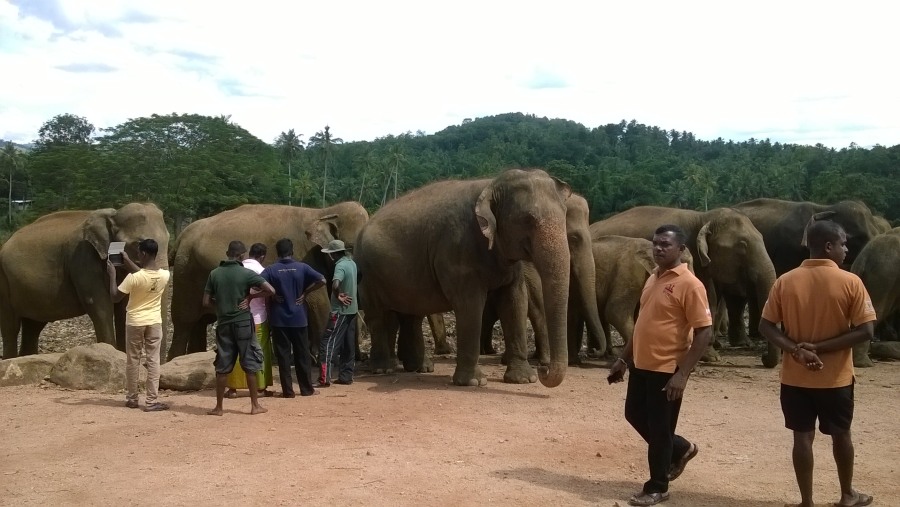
[664,325,712,401]
[296,278,326,305]
[799,321,874,354]
[120,250,140,274]
[759,318,823,370]
[202,292,213,310]
[106,261,128,303]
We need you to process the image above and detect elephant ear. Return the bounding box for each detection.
[636,249,656,275]
[800,211,837,247]
[553,176,573,202]
[306,213,339,249]
[475,185,497,250]
[82,208,118,259]
[697,222,712,267]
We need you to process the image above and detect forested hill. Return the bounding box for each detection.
[3,112,899,234]
[327,113,900,222]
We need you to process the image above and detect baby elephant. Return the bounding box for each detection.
[589,235,694,354]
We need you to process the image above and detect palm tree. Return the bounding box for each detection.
[275,129,304,205]
[354,147,378,205]
[307,125,343,206]
[381,144,407,206]
[1,142,25,226]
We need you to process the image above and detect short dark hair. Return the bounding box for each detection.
[275,238,293,258]
[138,238,158,258]
[806,220,845,251]
[248,243,267,258]
[654,224,687,246]
[227,240,247,258]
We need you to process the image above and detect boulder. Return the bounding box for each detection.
[160,351,216,391]
[870,341,900,361]
[0,354,63,387]
[49,343,126,393]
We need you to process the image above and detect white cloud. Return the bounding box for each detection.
[0,0,897,148]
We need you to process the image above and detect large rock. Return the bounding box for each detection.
[160,351,216,391]
[0,354,63,387]
[49,343,126,393]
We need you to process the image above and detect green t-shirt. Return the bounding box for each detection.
[204,260,267,325]
[330,256,358,315]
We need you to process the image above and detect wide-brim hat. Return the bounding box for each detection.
[321,239,347,253]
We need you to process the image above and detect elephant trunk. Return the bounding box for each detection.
[532,223,571,388]
[570,237,607,356]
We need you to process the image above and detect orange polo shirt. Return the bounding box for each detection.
[762,259,876,388]
[633,263,712,373]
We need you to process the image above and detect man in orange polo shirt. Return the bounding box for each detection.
[760,220,876,507]
[608,224,713,507]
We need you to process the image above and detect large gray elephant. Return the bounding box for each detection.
[590,206,777,364]
[356,169,571,387]
[580,235,693,354]
[168,202,368,360]
[478,193,607,365]
[0,203,170,358]
[733,198,886,276]
[850,227,900,365]
[732,198,886,366]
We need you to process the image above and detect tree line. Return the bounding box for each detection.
[2,112,898,236]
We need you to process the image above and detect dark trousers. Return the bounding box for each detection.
[272,326,315,396]
[319,312,357,383]
[624,366,692,494]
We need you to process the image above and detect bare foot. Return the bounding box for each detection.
[835,491,873,507]
[250,405,268,415]
[206,407,224,416]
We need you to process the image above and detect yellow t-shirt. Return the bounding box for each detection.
[633,263,712,373]
[761,259,876,388]
[118,269,170,326]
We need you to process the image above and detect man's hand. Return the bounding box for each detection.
[664,369,689,401]
[295,293,306,305]
[607,358,627,384]
[237,297,250,310]
[337,292,352,306]
[791,346,824,371]
[106,260,117,278]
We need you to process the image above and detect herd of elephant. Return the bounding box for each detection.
[1,168,897,389]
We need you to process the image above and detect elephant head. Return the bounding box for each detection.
[307,214,341,250]
[476,169,571,387]
[82,203,170,265]
[800,201,882,268]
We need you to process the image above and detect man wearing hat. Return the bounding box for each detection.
[318,239,359,386]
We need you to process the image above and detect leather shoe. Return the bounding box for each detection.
[335,379,353,385]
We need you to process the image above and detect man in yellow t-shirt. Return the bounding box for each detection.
[107,239,171,412]
[608,225,713,507]
[760,220,876,507]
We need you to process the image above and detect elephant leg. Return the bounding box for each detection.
[187,317,211,354]
[19,318,46,356]
[168,317,192,360]
[369,310,399,374]
[399,315,431,373]
[451,293,488,387]
[429,313,452,355]
[497,282,535,384]
[724,294,751,347]
[747,297,762,340]
[529,295,550,366]
[852,340,874,368]
[1,306,21,358]
[114,300,127,352]
[566,313,584,364]
[84,300,116,348]
[480,300,498,356]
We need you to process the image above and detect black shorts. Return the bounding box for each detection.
[780,382,854,435]
[213,320,263,375]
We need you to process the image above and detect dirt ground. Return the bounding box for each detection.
[1,324,899,507]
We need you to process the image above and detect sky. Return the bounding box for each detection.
[1,0,898,149]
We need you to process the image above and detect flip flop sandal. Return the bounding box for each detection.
[628,491,670,506]
[668,443,699,481]
[834,493,873,507]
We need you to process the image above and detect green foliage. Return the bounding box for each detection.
[14,111,900,237]
[35,113,95,148]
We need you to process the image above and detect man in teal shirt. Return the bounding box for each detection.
[318,240,358,386]
[204,240,275,415]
